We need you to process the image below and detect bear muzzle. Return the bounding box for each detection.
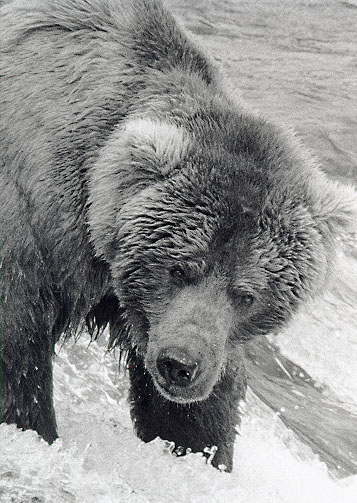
[145,282,233,402]
[146,342,223,403]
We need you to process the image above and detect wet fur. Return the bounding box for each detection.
[1,0,356,470]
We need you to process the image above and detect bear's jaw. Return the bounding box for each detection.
[150,369,219,404]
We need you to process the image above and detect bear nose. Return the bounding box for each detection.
[157,348,199,387]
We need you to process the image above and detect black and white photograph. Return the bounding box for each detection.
[1,0,356,501]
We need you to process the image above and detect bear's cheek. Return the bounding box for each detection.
[144,287,234,403]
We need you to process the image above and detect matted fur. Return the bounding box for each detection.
[1,0,356,471]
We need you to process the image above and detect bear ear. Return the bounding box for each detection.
[311,175,357,238]
[88,118,192,259]
[123,117,192,175]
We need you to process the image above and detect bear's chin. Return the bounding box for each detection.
[152,377,213,404]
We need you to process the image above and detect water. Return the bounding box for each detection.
[1,330,356,502]
[1,0,356,501]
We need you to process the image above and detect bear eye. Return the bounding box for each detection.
[235,293,255,307]
[169,265,186,282]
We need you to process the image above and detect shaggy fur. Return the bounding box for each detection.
[0,0,356,471]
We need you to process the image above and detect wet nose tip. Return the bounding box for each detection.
[157,348,199,387]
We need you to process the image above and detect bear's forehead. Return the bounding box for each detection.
[148,204,265,270]
[164,164,267,229]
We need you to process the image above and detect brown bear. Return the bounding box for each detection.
[0,0,355,471]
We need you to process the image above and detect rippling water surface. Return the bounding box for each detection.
[1,1,356,502]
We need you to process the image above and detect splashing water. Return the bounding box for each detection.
[1,0,356,501]
[0,307,356,503]
[1,248,357,501]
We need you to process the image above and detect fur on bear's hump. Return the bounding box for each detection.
[256,126,357,243]
[310,175,357,237]
[0,0,133,41]
[88,117,192,259]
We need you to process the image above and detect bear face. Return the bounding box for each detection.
[89,115,353,404]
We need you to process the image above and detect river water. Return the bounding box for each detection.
[1,0,356,502]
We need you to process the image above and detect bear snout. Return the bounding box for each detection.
[146,337,223,404]
[156,347,200,388]
[145,283,233,403]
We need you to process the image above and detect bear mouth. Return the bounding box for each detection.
[152,374,213,404]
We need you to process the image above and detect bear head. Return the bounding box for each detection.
[88,114,356,404]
